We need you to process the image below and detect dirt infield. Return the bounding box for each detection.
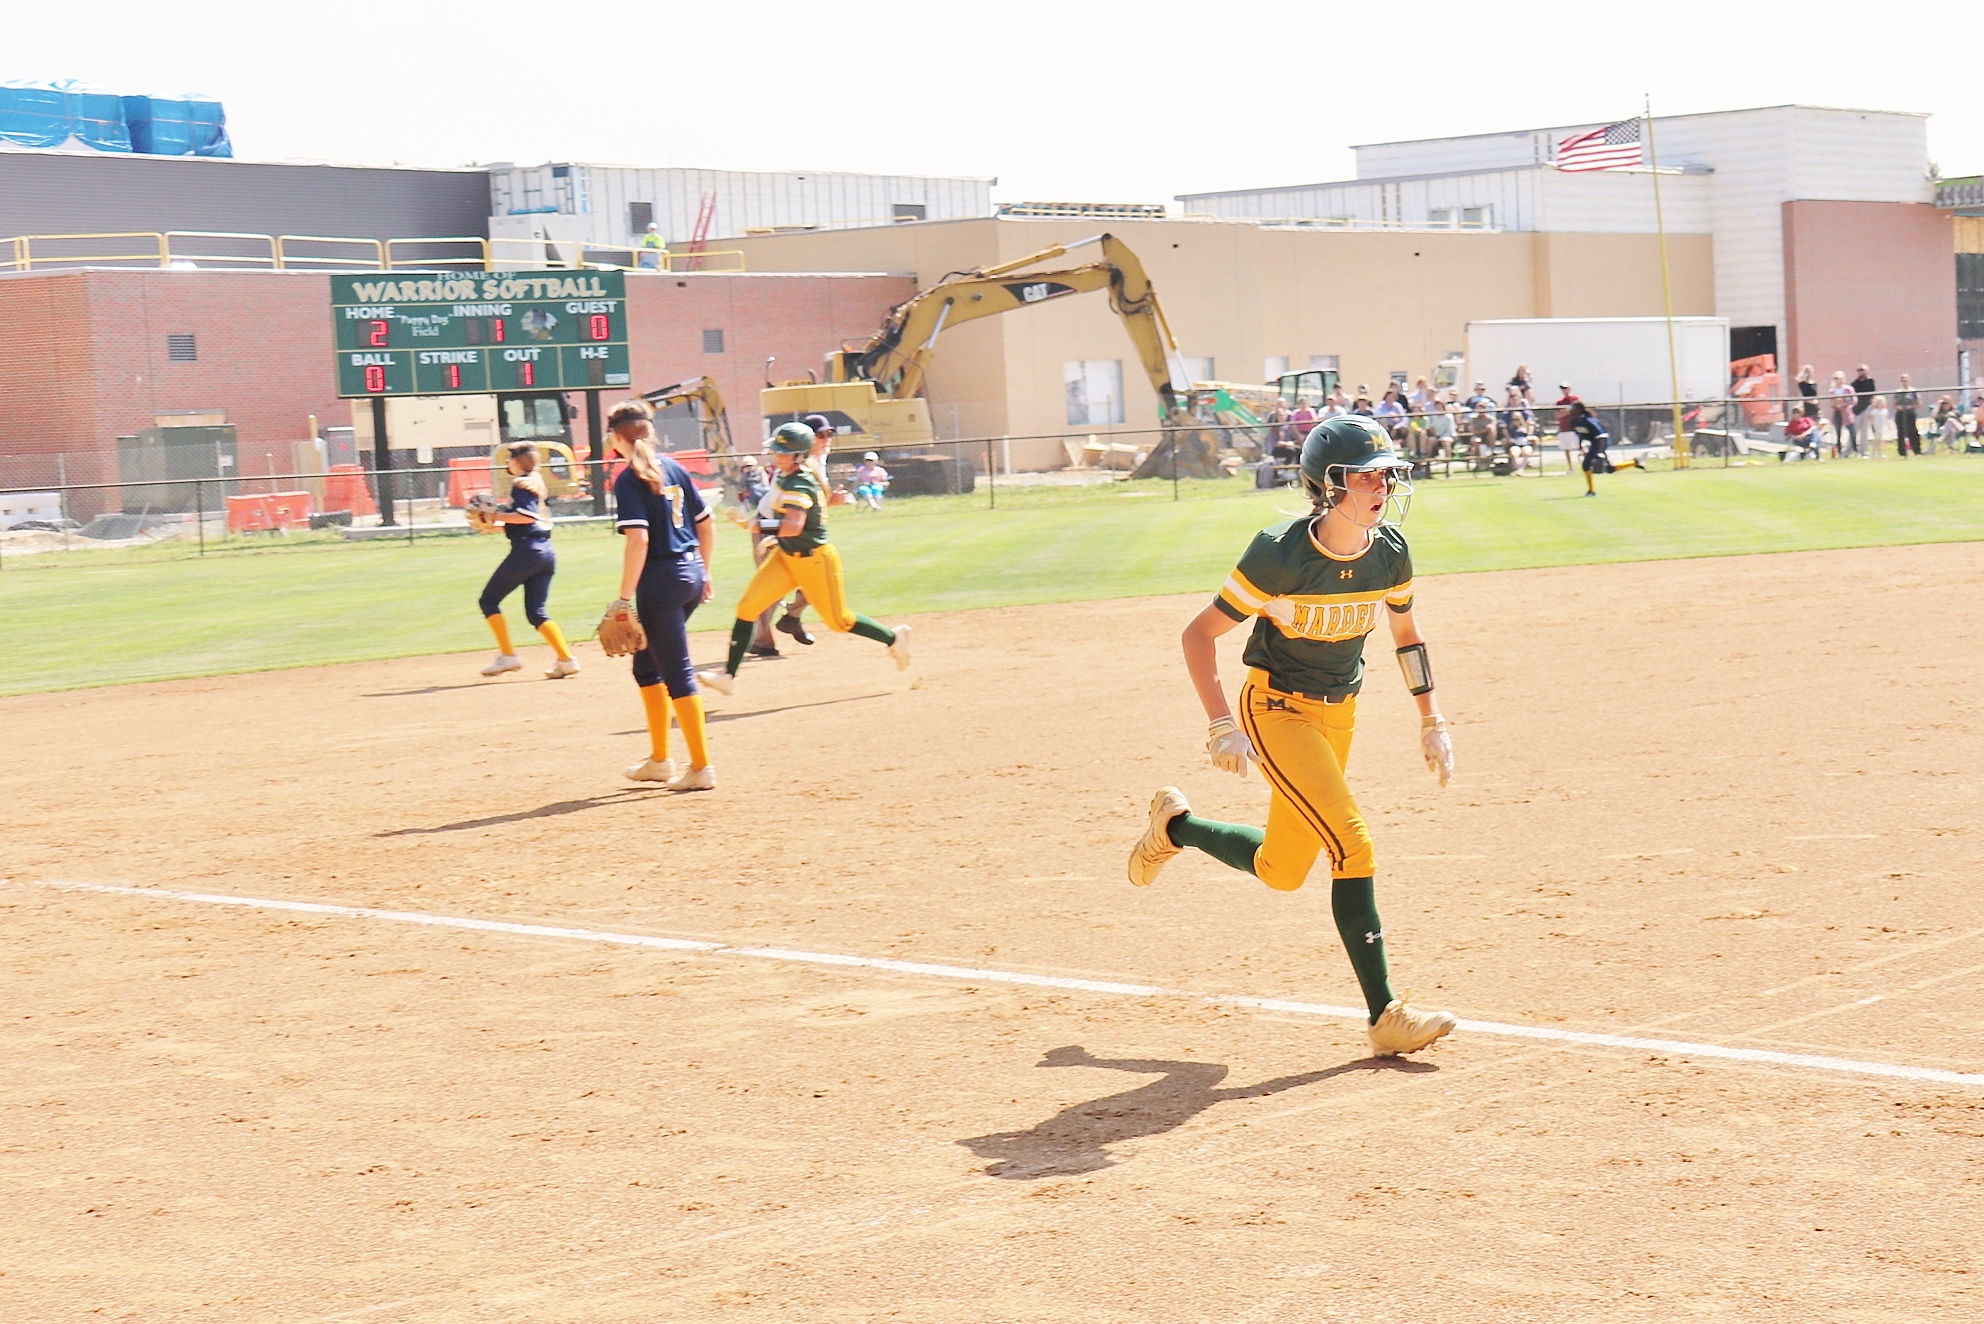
[6,542,1983,1321]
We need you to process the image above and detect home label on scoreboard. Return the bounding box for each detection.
[330,270,631,398]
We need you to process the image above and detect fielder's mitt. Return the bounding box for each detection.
[465,492,502,534]
[597,598,647,657]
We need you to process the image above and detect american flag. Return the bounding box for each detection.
[1556,118,1644,172]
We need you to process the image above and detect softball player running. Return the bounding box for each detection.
[698,421,909,695]
[605,400,718,792]
[1127,416,1458,1058]
[475,442,579,679]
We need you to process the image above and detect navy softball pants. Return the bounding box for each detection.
[478,538,556,627]
[633,555,706,697]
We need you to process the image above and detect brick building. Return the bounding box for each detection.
[0,266,916,512]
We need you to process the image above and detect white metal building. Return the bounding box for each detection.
[1179,106,1938,370]
[487,162,994,253]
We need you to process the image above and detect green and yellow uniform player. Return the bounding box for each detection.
[1127,416,1459,1058]
[698,422,910,695]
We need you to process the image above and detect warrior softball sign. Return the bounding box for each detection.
[330,270,631,398]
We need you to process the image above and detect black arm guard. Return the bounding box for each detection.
[1396,643,1433,695]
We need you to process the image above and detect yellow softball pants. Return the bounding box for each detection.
[1235,668,1376,889]
[734,543,858,631]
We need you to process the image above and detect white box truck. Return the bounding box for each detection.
[1465,317,1730,409]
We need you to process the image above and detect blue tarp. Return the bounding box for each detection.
[123,93,232,157]
[0,79,130,151]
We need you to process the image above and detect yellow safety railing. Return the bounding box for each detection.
[274,235,386,270]
[166,231,279,268]
[4,230,748,274]
[384,236,491,270]
[6,232,168,271]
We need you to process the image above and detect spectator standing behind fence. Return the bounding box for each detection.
[1507,364,1533,402]
[1850,365,1877,454]
[1325,385,1351,418]
[1553,382,1582,474]
[1266,402,1291,452]
[1829,371,1857,457]
[1409,377,1436,419]
[1864,395,1891,454]
[1893,375,1921,457]
[1796,365,1820,422]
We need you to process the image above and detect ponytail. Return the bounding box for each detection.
[606,398,665,494]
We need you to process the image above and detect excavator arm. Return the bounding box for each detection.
[847,233,1191,418]
[640,375,734,456]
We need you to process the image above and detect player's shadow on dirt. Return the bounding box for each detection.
[608,691,892,735]
[376,788,665,836]
[362,682,518,697]
[960,1045,1433,1180]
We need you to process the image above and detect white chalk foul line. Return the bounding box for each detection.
[29,879,1984,1091]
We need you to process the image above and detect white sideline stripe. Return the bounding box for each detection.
[30,879,1984,1091]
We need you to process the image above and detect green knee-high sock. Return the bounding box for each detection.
[849,614,895,646]
[1330,876,1396,1023]
[1166,813,1263,876]
[725,619,755,675]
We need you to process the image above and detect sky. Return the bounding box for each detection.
[9,0,1978,200]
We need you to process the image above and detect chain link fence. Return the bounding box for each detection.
[4,389,1980,570]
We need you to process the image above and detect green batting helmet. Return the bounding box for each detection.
[1300,415,1410,489]
[768,421,815,454]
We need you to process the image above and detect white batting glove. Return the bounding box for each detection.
[1421,715,1454,787]
[1207,715,1257,779]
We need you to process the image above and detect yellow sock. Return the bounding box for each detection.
[486,614,515,654]
[1584,470,1595,494]
[672,694,710,769]
[639,685,672,762]
[537,620,573,661]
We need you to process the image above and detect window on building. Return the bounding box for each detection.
[1265,355,1290,381]
[1730,325,1779,361]
[1182,356,1214,383]
[1310,354,1339,372]
[702,329,725,354]
[892,203,927,222]
[629,200,653,233]
[166,333,197,362]
[1065,359,1124,426]
[1461,206,1492,229]
[1428,208,1455,228]
[1958,254,1984,340]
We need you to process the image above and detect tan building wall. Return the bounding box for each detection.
[727,217,1714,469]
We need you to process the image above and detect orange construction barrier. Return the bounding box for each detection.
[226,491,314,533]
[447,457,496,507]
[324,464,378,517]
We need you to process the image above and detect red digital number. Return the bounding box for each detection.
[589,313,610,341]
[368,319,389,347]
[364,364,386,392]
[445,363,461,389]
[492,319,506,342]
[519,362,535,387]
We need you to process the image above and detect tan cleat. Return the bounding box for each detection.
[1126,786,1190,887]
[623,758,678,783]
[696,668,735,696]
[1367,996,1457,1058]
[887,623,913,671]
[544,657,581,679]
[669,765,716,792]
[479,653,523,677]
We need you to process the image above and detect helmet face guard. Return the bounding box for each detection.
[1304,463,1414,527]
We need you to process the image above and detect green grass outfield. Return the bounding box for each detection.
[4,457,1980,696]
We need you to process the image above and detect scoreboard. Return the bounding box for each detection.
[330,270,631,398]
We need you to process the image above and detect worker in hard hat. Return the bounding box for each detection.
[637,222,667,270]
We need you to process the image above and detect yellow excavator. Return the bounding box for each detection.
[759,233,1219,477]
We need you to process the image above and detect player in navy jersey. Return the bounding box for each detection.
[475,442,579,679]
[606,400,718,791]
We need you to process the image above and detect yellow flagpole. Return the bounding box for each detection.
[1645,96,1689,469]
